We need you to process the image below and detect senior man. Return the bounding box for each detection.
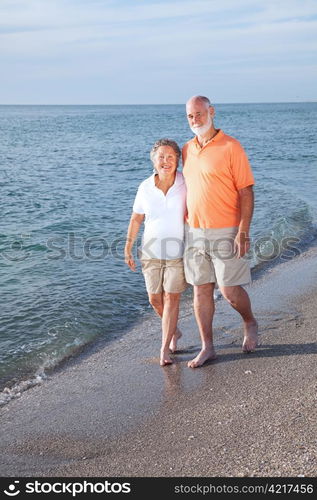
[183,95,258,368]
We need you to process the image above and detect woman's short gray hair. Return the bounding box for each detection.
[150,138,181,165]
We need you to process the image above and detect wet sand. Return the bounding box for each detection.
[0,248,316,477]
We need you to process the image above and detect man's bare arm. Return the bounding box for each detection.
[235,185,254,258]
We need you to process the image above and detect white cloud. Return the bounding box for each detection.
[1,0,316,30]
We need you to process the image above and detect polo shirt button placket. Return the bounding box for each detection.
[162,190,168,209]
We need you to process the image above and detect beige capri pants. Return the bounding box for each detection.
[140,258,188,294]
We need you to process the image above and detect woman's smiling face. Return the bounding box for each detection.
[153,145,178,178]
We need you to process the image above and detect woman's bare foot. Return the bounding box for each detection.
[160,348,174,366]
[187,347,217,368]
[169,328,182,353]
[242,320,258,353]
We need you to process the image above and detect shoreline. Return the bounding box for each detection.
[2,234,316,405]
[0,247,317,476]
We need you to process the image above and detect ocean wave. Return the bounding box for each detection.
[0,373,47,407]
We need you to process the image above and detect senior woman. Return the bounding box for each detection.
[124,138,187,366]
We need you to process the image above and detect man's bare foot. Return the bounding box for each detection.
[242,320,258,353]
[160,348,174,366]
[187,347,217,368]
[169,328,182,353]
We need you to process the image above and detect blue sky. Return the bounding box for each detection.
[1,0,316,103]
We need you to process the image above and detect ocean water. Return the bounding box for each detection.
[1,103,317,401]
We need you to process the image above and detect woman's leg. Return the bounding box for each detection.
[148,293,182,352]
[148,292,164,316]
[160,292,181,366]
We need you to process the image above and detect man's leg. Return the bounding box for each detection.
[148,293,182,353]
[188,283,217,368]
[160,292,181,366]
[219,285,258,352]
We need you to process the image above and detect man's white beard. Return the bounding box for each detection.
[190,114,213,137]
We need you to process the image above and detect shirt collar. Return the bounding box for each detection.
[151,170,182,188]
[191,129,224,150]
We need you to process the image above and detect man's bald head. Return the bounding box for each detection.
[186,95,211,110]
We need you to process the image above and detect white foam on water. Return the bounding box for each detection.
[0,371,47,407]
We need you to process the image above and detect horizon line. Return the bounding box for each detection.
[0,100,316,106]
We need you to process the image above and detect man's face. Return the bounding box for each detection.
[186,100,214,136]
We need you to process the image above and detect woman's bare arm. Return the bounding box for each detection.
[124,212,145,271]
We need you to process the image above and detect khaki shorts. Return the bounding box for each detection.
[184,225,251,287]
[140,258,187,294]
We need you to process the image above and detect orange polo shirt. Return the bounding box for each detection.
[182,130,255,229]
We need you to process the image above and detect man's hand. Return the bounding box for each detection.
[236,185,254,258]
[234,231,251,258]
[125,252,136,272]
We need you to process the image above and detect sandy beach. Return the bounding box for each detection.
[0,246,316,478]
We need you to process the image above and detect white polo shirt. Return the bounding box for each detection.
[133,171,187,259]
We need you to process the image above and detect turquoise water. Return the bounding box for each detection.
[1,103,317,393]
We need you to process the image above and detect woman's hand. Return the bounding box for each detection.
[124,212,144,271]
[125,252,136,272]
